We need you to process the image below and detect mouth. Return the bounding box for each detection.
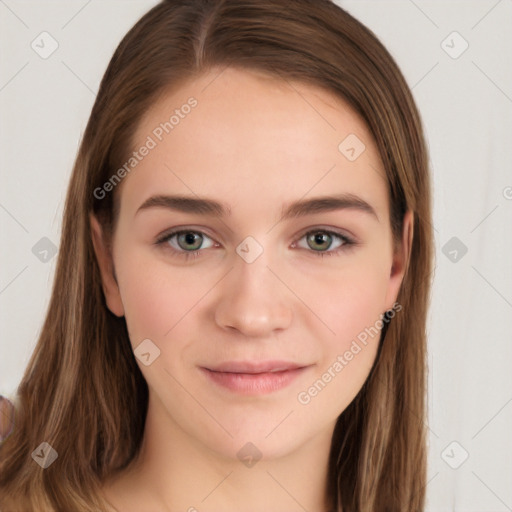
[199,360,312,395]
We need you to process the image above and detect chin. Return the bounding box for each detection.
[193,411,319,464]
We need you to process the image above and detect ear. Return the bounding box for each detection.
[89,213,125,317]
[384,210,413,310]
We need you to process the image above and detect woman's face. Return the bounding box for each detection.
[92,66,411,461]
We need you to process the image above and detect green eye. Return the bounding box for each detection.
[306,231,333,251]
[295,229,353,256]
[156,227,354,261]
[177,232,204,251]
[156,230,215,254]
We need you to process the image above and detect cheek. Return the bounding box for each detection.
[115,252,202,346]
[293,254,391,345]
[293,274,387,419]
[293,258,390,398]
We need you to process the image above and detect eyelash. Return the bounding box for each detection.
[154,228,356,261]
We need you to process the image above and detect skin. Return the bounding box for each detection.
[91,66,412,512]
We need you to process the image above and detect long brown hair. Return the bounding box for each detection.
[0,1,434,510]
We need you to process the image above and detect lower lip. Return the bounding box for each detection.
[200,367,309,395]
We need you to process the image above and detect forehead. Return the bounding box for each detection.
[119,66,388,220]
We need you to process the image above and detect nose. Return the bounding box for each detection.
[214,252,293,337]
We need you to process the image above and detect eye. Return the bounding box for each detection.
[155,229,216,257]
[293,229,354,256]
[155,227,356,261]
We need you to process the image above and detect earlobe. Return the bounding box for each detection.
[89,213,125,317]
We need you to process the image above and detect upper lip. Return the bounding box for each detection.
[203,360,306,374]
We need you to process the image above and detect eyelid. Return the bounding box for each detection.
[154,228,217,249]
[292,225,356,244]
[154,225,357,258]
[155,225,217,243]
[291,227,356,254]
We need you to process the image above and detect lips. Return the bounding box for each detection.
[199,360,311,395]
[205,360,304,374]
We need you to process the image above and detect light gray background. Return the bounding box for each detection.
[1,1,511,510]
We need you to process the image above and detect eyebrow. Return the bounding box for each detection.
[135,193,379,221]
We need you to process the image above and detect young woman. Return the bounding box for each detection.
[0,1,434,510]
